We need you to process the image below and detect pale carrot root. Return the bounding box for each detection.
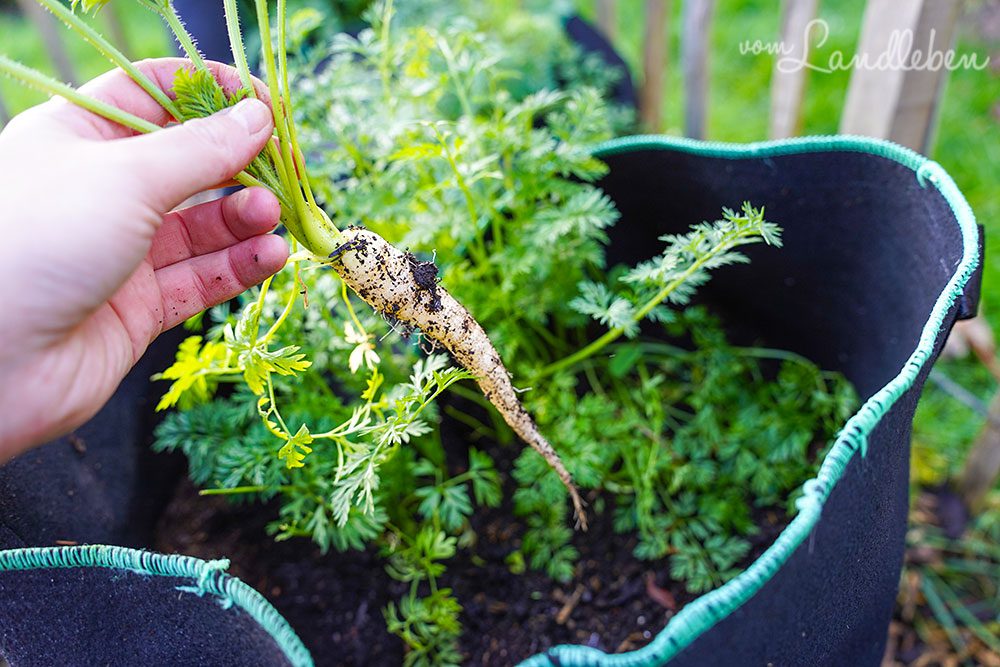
[332,227,588,530]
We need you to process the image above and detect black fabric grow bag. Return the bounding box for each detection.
[0,135,981,667]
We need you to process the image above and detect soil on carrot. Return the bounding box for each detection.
[405,251,443,312]
[155,466,788,666]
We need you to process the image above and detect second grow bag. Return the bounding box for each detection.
[0,135,981,667]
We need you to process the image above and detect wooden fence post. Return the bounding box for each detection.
[14,0,79,86]
[640,0,669,132]
[596,0,618,42]
[101,3,133,58]
[769,0,820,139]
[840,0,961,153]
[842,0,998,513]
[681,0,713,139]
[958,393,1000,512]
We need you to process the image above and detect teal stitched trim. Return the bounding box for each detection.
[175,557,234,608]
[520,134,981,667]
[0,544,313,667]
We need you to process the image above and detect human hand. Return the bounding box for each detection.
[0,59,289,459]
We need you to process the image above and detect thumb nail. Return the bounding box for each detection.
[225,98,272,136]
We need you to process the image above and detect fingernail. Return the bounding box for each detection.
[226,98,271,136]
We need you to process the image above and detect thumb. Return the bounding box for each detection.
[108,98,274,211]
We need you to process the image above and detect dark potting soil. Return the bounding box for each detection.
[155,473,788,666]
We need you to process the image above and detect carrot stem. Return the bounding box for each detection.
[0,56,159,133]
[37,0,181,118]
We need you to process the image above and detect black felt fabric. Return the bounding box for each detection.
[0,567,293,667]
[0,330,184,551]
[0,332,297,666]
[170,0,232,63]
[562,16,637,108]
[592,146,977,666]
[0,145,976,667]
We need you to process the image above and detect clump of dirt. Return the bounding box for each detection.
[406,251,443,312]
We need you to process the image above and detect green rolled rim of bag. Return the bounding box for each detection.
[0,134,981,667]
[520,134,981,666]
[0,544,315,667]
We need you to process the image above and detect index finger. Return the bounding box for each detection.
[42,58,272,140]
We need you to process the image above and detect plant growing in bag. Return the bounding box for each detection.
[1,1,856,664]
